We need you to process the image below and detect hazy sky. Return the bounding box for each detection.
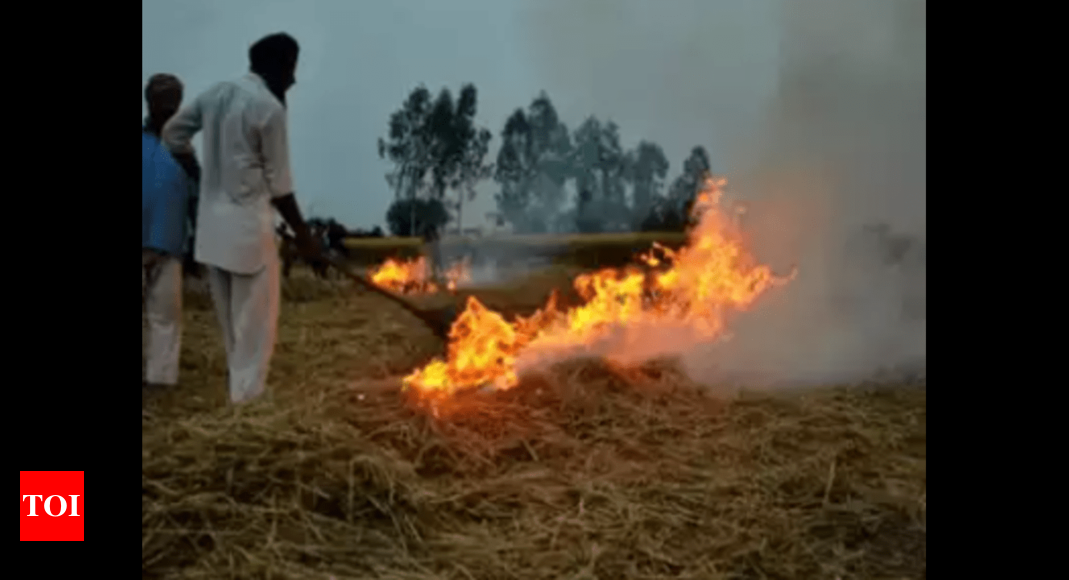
[142,0,782,230]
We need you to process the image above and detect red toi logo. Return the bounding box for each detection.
[20,471,84,541]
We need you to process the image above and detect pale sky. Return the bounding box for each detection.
[142,0,784,230]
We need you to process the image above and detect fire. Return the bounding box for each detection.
[402,177,796,401]
[369,256,471,294]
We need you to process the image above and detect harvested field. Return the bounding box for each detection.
[143,264,926,580]
[343,232,690,269]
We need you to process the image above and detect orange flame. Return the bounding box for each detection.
[369,256,471,294]
[402,177,796,401]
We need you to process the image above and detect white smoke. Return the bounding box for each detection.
[521,0,927,387]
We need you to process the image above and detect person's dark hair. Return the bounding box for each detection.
[144,73,182,103]
[249,33,299,74]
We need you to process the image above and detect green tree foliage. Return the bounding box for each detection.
[432,85,492,232]
[638,146,712,232]
[379,84,492,236]
[635,146,712,233]
[377,86,434,202]
[569,116,632,233]
[349,225,385,238]
[385,197,450,238]
[668,146,712,209]
[493,92,572,233]
[384,85,720,237]
[574,187,603,233]
[625,141,670,229]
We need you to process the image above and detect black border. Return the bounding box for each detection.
[15,2,117,567]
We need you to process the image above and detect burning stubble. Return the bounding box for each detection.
[519,0,926,388]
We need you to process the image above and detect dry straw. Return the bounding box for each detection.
[143,266,925,579]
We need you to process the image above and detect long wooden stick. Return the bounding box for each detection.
[279,232,453,338]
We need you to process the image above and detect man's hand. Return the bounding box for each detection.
[270,193,329,271]
[272,193,318,258]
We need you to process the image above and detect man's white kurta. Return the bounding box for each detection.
[161,73,293,404]
[162,73,294,274]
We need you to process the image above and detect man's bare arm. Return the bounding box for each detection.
[261,108,311,238]
[271,194,310,239]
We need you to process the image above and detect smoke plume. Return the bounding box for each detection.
[521,0,927,387]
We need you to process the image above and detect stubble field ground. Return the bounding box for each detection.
[142,252,926,580]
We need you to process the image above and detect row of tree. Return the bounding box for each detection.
[378,85,716,237]
[378,85,491,238]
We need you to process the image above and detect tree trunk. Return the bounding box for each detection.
[409,200,415,237]
[456,193,464,235]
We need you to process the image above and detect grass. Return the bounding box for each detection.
[143,265,926,580]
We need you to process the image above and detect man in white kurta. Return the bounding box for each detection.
[161,33,321,404]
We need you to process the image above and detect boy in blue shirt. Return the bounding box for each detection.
[143,73,195,390]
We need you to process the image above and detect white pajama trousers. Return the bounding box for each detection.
[143,252,183,385]
[206,255,281,404]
